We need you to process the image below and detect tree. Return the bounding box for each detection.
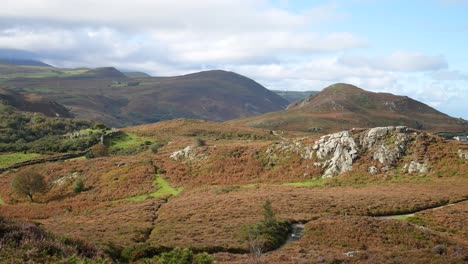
[243,199,290,263]
[91,143,108,157]
[73,177,85,193]
[11,170,47,202]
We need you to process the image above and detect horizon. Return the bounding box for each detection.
[1,0,467,119]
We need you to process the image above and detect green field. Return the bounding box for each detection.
[127,175,183,201]
[107,132,153,154]
[0,153,41,168]
[283,177,326,187]
[0,66,88,82]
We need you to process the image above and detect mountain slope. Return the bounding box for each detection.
[0,48,51,67]
[273,90,319,103]
[0,87,72,117]
[230,83,468,133]
[3,68,288,127]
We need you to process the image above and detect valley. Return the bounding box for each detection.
[0,63,467,263]
[0,116,466,263]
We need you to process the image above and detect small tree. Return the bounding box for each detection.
[73,177,85,193]
[91,143,108,157]
[11,170,47,202]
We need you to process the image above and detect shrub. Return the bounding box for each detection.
[432,244,447,255]
[194,252,214,264]
[11,170,48,202]
[151,142,164,154]
[195,138,206,147]
[73,178,85,193]
[153,248,214,264]
[91,143,108,157]
[243,199,290,253]
[158,248,193,264]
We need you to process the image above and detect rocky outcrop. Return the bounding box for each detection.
[360,126,412,165]
[458,149,468,160]
[403,161,430,174]
[312,131,358,178]
[170,146,207,162]
[272,126,426,177]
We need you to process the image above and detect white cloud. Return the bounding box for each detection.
[338,51,448,72]
[0,0,466,118]
[430,70,468,81]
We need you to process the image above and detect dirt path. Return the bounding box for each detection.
[377,199,467,219]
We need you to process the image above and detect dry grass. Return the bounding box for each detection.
[409,201,468,242]
[148,180,468,251]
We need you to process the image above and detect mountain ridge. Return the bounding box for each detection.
[230,83,468,133]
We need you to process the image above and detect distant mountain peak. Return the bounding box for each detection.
[232,83,468,133]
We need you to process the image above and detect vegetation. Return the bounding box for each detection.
[90,143,108,157]
[157,248,214,264]
[106,131,152,155]
[126,175,182,201]
[0,106,99,153]
[11,170,47,202]
[73,177,85,193]
[0,152,41,167]
[151,142,164,154]
[244,200,289,253]
[0,216,105,262]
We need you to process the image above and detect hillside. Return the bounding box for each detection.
[272,90,319,103]
[0,119,467,263]
[3,67,289,127]
[0,87,72,117]
[0,48,51,67]
[231,83,468,133]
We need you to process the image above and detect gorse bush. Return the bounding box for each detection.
[244,199,290,252]
[73,177,85,193]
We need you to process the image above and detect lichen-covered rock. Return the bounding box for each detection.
[458,149,468,160]
[170,146,206,161]
[313,131,358,177]
[360,126,411,165]
[368,166,378,175]
[404,161,430,174]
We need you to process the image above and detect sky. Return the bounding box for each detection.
[0,0,467,119]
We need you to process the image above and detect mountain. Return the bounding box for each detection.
[2,67,288,127]
[121,71,151,78]
[230,83,468,133]
[272,90,319,103]
[0,48,50,67]
[0,87,72,117]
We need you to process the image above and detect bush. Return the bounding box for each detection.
[194,252,214,264]
[151,142,164,154]
[158,248,193,264]
[91,144,108,157]
[11,170,48,202]
[156,248,213,264]
[195,138,206,147]
[244,200,290,252]
[73,178,85,193]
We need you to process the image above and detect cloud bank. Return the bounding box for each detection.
[0,0,466,119]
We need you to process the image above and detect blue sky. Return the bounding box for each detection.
[0,0,467,118]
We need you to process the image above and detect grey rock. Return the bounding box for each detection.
[368,166,378,175]
[313,131,358,177]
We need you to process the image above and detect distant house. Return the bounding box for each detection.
[453,136,468,142]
